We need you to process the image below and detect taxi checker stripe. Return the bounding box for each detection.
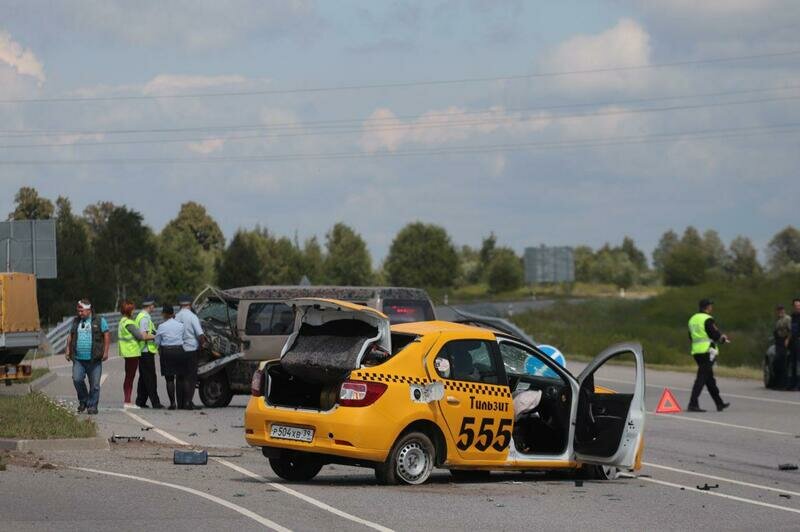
[354,371,511,398]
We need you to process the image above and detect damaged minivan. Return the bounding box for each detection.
[245,298,645,485]
[194,286,435,407]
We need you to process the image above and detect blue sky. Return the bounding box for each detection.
[1,1,799,263]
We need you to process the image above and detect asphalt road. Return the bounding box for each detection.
[3,353,800,531]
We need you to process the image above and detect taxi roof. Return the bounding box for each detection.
[391,320,497,339]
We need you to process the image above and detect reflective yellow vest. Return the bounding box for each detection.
[134,310,157,354]
[688,312,713,355]
[118,317,141,358]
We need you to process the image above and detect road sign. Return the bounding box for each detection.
[655,388,682,414]
[0,219,57,278]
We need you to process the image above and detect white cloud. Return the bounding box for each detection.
[187,138,225,154]
[538,18,652,93]
[143,74,248,95]
[359,105,552,152]
[0,30,44,83]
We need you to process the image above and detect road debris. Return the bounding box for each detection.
[779,494,791,499]
[574,480,584,487]
[174,449,208,465]
[778,463,798,471]
[110,434,145,443]
[696,483,719,491]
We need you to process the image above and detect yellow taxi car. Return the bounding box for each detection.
[245,298,645,485]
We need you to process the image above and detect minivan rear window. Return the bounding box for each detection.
[383,299,434,324]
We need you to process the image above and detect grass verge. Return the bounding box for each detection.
[512,272,800,369]
[429,282,663,304]
[0,393,96,439]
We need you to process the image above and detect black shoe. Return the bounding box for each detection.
[168,404,177,410]
[716,402,730,412]
[136,403,150,408]
[152,404,164,410]
[87,407,98,415]
[77,402,87,413]
[687,405,706,412]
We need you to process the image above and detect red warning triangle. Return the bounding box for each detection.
[656,388,682,414]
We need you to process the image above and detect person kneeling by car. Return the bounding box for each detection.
[155,303,191,410]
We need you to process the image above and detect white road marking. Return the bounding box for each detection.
[599,377,800,406]
[621,473,800,515]
[648,412,797,436]
[73,466,290,531]
[218,458,394,532]
[644,462,800,498]
[100,374,108,386]
[122,410,394,532]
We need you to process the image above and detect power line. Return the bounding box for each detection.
[2,49,800,105]
[1,92,798,149]
[0,122,796,164]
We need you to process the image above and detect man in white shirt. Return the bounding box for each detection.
[175,294,206,410]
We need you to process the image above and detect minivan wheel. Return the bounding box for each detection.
[375,431,435,485]
[269,453,323,482]
[199,373,233,408]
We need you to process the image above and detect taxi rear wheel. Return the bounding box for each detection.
[269,453,323,482]
[375,431,435,485]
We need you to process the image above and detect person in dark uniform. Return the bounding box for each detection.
[788,298,800,391]
[688,299,731,412]
[773,304,791,389]
[154,303,187,410]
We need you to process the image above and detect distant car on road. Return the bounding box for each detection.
[245,298,645,485]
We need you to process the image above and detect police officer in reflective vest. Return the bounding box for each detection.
[688,299,731,412]
[135,296,163,408]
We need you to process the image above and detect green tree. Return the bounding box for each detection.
[681,226,703,248]
[301,236,324,283]
[486,248,523,293]
[216,229,267,289]
[82,201,116,240]
[652,229,679,273]
[573,245,594,282]
[458,244,481,284]
[701,229,729,273]
[168,201,225,253]
[476,232,497,280]
[37,197,93,323]
[262,234,304,285]
[384,222,459,288]
[766,226,800,273]
[726,236,762,278]
[9,187,53,220]
[91,206,157,310]
[662,243,707,286]
[589,246,639,289]
[157,228,209,303]
[323,223,372,285]
[620,236,648,272]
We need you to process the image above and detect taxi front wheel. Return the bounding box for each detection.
[269,453,323,482]
[375,431,435,486]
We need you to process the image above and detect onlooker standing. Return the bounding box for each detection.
[155,303,187,410]
[118,300,152,408]
[687,298,731,412]
[788,298,800,391]
[175,294,205,410]
[774,304,792,389]
[135,296,163,409]
[65,299,110,415]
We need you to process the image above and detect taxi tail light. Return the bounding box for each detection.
[251,369,265,397]
[338,380,387,407]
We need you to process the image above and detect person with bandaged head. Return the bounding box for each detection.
[64,299,110,415]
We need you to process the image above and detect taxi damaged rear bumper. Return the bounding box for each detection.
[245,399,391,463]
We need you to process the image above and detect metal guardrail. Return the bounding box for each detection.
[45,310,169,354]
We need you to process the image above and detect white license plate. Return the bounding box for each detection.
[270,424,314,443]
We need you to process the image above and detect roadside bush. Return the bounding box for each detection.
[486,248,523,293]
